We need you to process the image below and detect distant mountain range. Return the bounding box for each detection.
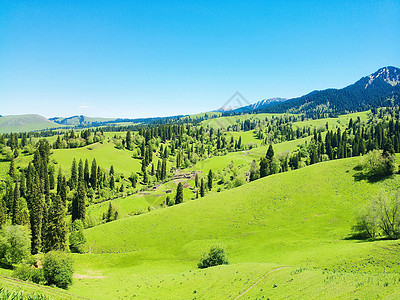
[255,66,400,117]
[215,98,288,113]
[2,66,399,133]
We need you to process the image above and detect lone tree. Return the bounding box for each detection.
[207,170,213,191]
[197,246,229,269]
[175,182,183,204]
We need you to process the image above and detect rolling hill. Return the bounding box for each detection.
[65,156,400,299]
[0,114,62,133]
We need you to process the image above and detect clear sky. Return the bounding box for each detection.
[0,1,399,118]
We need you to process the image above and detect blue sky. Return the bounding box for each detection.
[0,0,399,118]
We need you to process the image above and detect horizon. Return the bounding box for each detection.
[1,1,399,118]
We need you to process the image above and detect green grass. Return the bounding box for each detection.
[0,114,63,133]
[50,141,141,177]
[63,156,400,299]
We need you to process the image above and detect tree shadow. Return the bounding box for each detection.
[343,233,396,243]
[352,170,393,183]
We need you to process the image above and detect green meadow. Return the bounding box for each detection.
[64,156,400,299]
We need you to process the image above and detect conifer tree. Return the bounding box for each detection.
[207,169,213,191]
[175,182,183,204]
[44,194,67,252]
[30,176,45,254]
[78,159,84,182]
[90,158,97,189]
[200,178,205,197]
[70,158,78,190]
[72,181,86,222]
[84,159,90,186]
[12,181,21,225]
[110,175,115,190]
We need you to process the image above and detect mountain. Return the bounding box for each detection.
[214,97,287,113]
[257,66,400,118]
[0,114,62,133]
[50,115,117,126]
[233,97,288,113]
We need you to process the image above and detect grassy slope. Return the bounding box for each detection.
[50,141,141,177]
[0,114,62,133]
[67,156,400,299]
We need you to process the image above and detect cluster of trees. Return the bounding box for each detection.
[0,139,86,256]
[52,129,104,149]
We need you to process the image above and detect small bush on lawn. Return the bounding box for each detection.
[197,246,229,269]
[43,251,73,289]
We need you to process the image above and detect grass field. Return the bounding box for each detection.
[63,156,400,299]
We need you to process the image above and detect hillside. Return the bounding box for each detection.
[257,66,400,118]
[0,114,62,133]
[67,157,400,299]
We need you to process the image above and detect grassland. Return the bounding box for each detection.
[64,156,400,299]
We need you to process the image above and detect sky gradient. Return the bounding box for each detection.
[1,1,399,118]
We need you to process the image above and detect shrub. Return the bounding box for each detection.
[13,264,45,284]
[361,150,395,177]
[43,251,73,289]
[197,246,229,269]
[0,225,31,267]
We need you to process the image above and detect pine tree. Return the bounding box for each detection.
[200,178,205,197]
[78,159,84,182]
[110,175,115,190]
[90,158,97,189]
[84,159,90,186]
[266,145,274,160]
[126,131,132,150]
[195,173,199,187]
[70,158,78,190]
[12,181,21,225]
[72,181,86,222]
[44,194,67,252]
[207,169,213,191]
[30,177,45,254]
[109,165,115,176]
[175,182,183,204]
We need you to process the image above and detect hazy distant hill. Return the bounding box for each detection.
[258,66,400,118]
[50,115,117,126]
[0,114,62,133]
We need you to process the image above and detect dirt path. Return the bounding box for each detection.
[234,266,290,299]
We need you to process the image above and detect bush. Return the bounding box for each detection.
[43,251,73,289]
[197,246,229,269]
[361,150,395,177]
[0,225,31,267]
[13,264,45,284]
